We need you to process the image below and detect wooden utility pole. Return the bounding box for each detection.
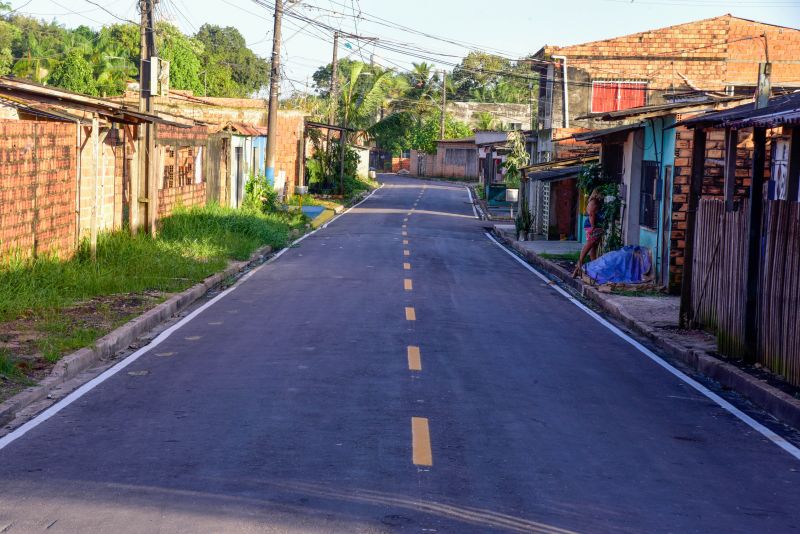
[135,0,158,236]
[743,126,767,361]
[679,127,707,328]
[440,70,447,139]
[265,0,285,188]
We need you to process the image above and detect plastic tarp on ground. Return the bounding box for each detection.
[584,245,652,284]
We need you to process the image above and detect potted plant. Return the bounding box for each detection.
[515,206,533,241]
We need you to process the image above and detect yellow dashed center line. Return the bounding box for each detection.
[404,262,411,270]
[404,279,413,291]
[404,250,410,256]
[411,417,433,466]
[407,346,421,371]
[403,239,409,245]
[402,224,407,228]
[405,307,416,321]
[402,231,408,236]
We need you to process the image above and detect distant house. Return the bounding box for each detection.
[410,137,478,180]
[530,15,800,163]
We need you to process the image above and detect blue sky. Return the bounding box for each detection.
[11,0,800,93]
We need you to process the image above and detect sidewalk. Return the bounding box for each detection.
[492,224,800,430]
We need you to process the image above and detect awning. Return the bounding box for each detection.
[527,164,583,183]
[575,96,748,121]
[572,122,644,143]
[676,92,800,129]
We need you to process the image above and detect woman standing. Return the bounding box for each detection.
[573,189,604,278]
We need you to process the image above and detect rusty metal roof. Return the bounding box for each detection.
[678,91,800,129]
[0,76,195,127]
[224,122,268,136]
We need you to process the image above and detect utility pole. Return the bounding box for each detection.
[440,70,447,139]
[135,0,158,236]
[264,0,285,189]
[329,31,340,127]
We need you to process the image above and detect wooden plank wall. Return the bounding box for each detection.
[758,200,800,386]
[690,198,749,358]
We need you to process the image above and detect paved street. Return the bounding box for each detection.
[0,175,798,533]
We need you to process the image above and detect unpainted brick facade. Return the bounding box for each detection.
[0,121,77,259]
[668,123,780,291]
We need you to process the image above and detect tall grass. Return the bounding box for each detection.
[0,203,297,322]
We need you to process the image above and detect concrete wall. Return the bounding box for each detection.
[447,102,531,129]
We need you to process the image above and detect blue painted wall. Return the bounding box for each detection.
[252,136,268,181]
[638,116,676,280]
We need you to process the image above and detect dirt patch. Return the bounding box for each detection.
[0,291,164,403]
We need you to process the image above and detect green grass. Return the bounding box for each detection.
[0,203,299,323]
[0,349,22,379]
[539,251,581,262]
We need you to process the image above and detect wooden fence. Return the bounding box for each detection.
[691,199,749,358]
[758,200,800,385]
[692,198,800,386]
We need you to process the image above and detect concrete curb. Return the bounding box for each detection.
[492,227,800,430]
[0,244,274,427]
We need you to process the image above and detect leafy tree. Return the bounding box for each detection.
[158,22,204,94]
[367,111,416,155]
[195,24,269,97]
[0,19,19,75]
[451,51,534,104]
[48,49,96,95]
[409,110,472,154]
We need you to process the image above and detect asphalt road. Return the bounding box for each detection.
[1,175,799,534]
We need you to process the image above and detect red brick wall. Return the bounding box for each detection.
[158,183,207,219]
[0,121,76,260]
[273,113,303,196]
[668,125,776,293]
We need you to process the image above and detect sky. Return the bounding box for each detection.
[9,0,800,94]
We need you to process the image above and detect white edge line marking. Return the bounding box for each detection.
[0,185,385,451]
[484,231,800,462]
[465,185,478,219]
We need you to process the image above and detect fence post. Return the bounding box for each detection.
[744,127,767,362]
[679,127,707,328]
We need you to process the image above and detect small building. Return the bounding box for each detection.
[524,157,598,241]
[410,137,478,180]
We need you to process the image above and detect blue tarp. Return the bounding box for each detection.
[301,206,325,219]
[584,245,652,284]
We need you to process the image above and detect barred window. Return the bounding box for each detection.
[163,146,176,189]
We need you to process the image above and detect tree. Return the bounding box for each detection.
[0,20,19,75]
[48,49,96,95]
[158,22,204,94]
[195,24,270,97]
[409,110,472,154]
[451,51,534,104]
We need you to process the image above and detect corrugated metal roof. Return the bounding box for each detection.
[438,136,475,144]
[227,122,268,136]
[528,164,584,183]
[576,96,748,121]
[572,122,644,142]
[679,91,800,128]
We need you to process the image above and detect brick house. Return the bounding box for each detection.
[531,14,800,163]
[0,78,191,260]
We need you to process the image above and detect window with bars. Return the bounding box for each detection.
[591,81,647,113]
[640,160,660,229]
[163,146,176,189]
[163,145,199,188]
